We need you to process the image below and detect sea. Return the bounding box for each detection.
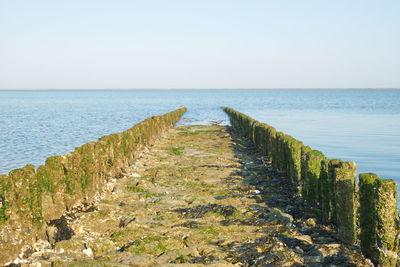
[0,89,399,185]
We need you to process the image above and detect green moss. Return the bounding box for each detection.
[308,150,325,158]
[126,186,164,198]
[199,225,220,235]
[359,173,379,262]
[0,107,186,250]
[36,166,54,193]
[286,138,303,191]
[78,144,97,193]
[302,150,325,206]
[334,161,356,245]
[31,209,44,228]
[0,202,9,222]
[110,231,125,242]
[360,174,399,266]
[279,232,293,238]
[0,175,10,222]
[121,235,170,255]
[80,174,89,192]
[59,175,75,195]
[179,129,214,136]
[97,209,110,218]
[359,173,400,266]
[168,146,185,155]
[130,245,146,254]
[126,186,146,193]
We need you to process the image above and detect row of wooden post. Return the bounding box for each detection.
[0,107,187,264]
[223,107,399,266]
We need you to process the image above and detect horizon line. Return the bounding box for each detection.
[1,88,400,91]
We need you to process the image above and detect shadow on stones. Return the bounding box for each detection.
[220,217,269,227]
[226,126,337,226]
[172,220,203,229]
[173,204,238,219]
[119,217,136,228]
[46,216,75,246]
[222,127,358,266]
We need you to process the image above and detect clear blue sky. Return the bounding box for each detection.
[0,0,399,89]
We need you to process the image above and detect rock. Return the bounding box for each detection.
[45,226,58,246]
[33,240,51,251]
[45,216,74,245]
[82,247,93,257]
[295,235,313,244]
[86,239,116,256]
[294,246,303,254]
[306,218,317,227]
[120,255,155,266]
[18,245,34,259]
[131,173,141,178]
[304,254,324,264]
[268,207,294,225]
[304,249,324,264]
[119,217,136,228]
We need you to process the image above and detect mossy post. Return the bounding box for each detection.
[334,161,357,244]
[286,137,302,192]
[301,150,325,207]
[266,126,276,162]
[0,107,186,265]
[320,160,330,223]
[0,174,11,223]
[319,159,341,223]
[253,123,265,155]
[359,173,399,266]
[222,107,400,266]
[299,145,311,196]
[275,132,286,172]
[8,165,36,217]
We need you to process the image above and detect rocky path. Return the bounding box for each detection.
[13,126,372,266]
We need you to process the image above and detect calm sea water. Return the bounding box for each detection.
[0,90,399,184]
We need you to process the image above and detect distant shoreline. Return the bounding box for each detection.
[1,88,400,91]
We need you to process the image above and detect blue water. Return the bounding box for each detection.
[0,90,399,185]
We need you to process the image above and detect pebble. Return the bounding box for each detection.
[82,248,93,257]
[268,207,294,224]
[294,246,303,254]
[306,218,317,227]
[131,173,141,178]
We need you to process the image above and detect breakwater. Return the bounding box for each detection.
[0,107,186,264]
[223,107,399,266]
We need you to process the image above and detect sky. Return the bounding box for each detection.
[0,0,399,89]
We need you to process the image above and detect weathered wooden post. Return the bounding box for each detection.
[286,137,302,192]
[301,150,325,206]
[359,173,399,266]
[319,159,341,223]
[334,161,357,244]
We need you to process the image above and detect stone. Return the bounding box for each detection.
[45,226,58,246]
[268,207,294,225]
[305,218,317,227]
[82,247,93,257]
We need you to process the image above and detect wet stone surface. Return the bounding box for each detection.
[8,125,373,266]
